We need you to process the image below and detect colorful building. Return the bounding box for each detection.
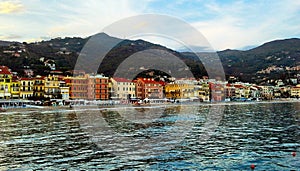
[64,75,88,99]
[225,84,236,99]
[209,82,226,102]
[33,75,45,99]
[110,77,136,100]
[0,66,12,99]
[11,76,20,99]
[290,84,300,98]
[260,86,274,100]
[165,83,196,99]
[87,74,109,100]
[20,78,34,99]
[59,80,69,100]
[44,75,60,99]
[135,78,164,99]
[197,83,210,102]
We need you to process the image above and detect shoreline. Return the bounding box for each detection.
[0,99,299,114]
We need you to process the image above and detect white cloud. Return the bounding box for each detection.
[45,0,148,38]
[0,0,300,51]
[0,0,25,14]
[189,0,300,50]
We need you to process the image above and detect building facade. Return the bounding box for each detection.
[135,78,164,99]
[87,74,109,100]
[20,78,34,99]
[110,77,136,100]
[0,66,12,99]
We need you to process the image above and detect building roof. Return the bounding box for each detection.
[20,77,34,80]
[136,78,165,85]
[113,77,133,83]
[35,76,46,80]
[0,66,12,75]
[234,84,246,89]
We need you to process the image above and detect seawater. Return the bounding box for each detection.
[0,102,299,170]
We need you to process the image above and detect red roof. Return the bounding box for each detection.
[0,66,12,75]
[234,84,246,89]
[136,78,165,85]
[113,77,133,83]
[12,75,20,82]
[226,83,232,87]
[20,77,34,80]
[34,76,46,80]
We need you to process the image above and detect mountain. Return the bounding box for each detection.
[217,38,300,83]
[0,34,299,84]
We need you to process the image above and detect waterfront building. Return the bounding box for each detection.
[20,78,34,99]
[165,83,196,99]
[260,86,274,100]
[11,76,20,99]
[225,84,236,99]
[59,80,69,100]
[135,78,164,99]
[197,83,210,102]
[64,75,88,99]
[290,84,300,98]
[87,74,109,100]
[233,84,248,98]
[209,81,226,102]
[44,75,60,99]
[110,77,136,100]
[0,66,12,99]
[33,75,45,99]
[250,85,262,99]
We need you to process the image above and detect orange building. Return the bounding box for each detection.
[64,75,88,99]
[87,74,109,100]
[135,78,164,99]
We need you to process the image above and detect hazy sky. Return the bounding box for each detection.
[0,0,299,50]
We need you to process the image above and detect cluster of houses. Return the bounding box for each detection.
[0,65,299,104]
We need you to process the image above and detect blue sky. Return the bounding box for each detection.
[0,0,300,50]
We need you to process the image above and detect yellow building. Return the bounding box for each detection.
[33,76,45,99]
[165,83,196,99]
[197,83,210,102]
[20,78,34,99]
[11,77,20,99]
[0,66,12,99]
[44,75,60,99]
[291,84,300,98]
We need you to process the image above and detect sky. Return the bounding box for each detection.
[0,0,300,51]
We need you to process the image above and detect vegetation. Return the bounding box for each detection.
[0,34,299,84]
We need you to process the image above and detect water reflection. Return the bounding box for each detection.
[0,102,298,170]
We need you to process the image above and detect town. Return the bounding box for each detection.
[0,65,299,107]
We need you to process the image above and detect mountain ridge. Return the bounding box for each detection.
[0,34,299,84]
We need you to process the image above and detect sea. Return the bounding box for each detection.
[0,101,299,170]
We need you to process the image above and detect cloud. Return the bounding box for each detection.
[0,34,22,40]
[45,0,148,38]
[189,0,300,50]
[0,0,25,14]
[0,0,300,51]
